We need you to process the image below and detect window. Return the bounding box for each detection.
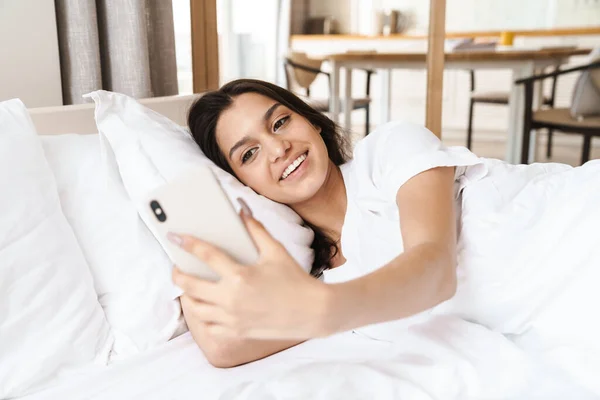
[173,0,193,94]
[217,0,281,85]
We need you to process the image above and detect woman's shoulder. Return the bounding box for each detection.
[342,121,442,194]
[348,120,488,200]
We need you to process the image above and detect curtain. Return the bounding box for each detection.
[55,0,178,105]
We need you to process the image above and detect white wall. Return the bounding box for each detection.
[320,0,600,35]
[551,0,600,27]
[0,0,63,107]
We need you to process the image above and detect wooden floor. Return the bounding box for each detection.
[350,126,600,167]
[442,129,600,167]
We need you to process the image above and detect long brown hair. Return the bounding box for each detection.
[187,79,350,277]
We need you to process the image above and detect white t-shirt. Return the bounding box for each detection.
[322,121,488,340]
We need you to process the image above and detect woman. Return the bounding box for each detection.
[169,79,600,369]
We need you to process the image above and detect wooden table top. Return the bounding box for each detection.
[322,47,591,63]
[292,27,600,41]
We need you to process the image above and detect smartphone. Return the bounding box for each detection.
[144,165,259,281]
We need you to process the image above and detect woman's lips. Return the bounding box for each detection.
[280,151,309,183]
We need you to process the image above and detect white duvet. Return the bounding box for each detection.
[437,158,600,395]
[223,158,600,399]
[19,159,600,400]
[19,318,595,400]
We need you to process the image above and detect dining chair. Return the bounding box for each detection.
[516,60,600,165]
[283,52,373,135]
[467,69,558,157]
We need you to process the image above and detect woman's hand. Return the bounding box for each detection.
[180,294,305,368]
[169,200,333,340]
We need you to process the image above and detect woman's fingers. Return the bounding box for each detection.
[181,295,249,336]
[180,295,229,324]
[172,267,221,303]
[168,233,240,277]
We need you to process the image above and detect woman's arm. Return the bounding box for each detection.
[325,166,457,333]
[171,167,457,344]
[181,295,303,367]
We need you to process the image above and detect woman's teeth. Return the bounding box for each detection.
[281,153,307,180]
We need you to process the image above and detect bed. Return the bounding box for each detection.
[18,331,400,400]
[28,94,198,135]
[18,326,594,400]
[4,94,597,400]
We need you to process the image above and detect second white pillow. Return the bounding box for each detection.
[41,133,185,358]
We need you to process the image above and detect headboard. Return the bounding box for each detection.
[28,94,201,135]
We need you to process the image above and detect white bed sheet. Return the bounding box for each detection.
[19,316,596,400]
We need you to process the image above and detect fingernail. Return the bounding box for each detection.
[237,197,253,217]
[167,232,184,246]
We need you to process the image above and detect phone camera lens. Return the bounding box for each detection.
[150,200,167,222]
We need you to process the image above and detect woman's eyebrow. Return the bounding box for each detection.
[228,136,251,160]
[263,103,281,123]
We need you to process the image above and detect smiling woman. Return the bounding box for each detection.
[183,78,600,373]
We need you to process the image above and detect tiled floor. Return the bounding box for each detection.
[349,126,600,167]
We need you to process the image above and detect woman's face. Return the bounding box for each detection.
[215,92,331,205]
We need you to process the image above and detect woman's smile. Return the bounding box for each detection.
[279,151,309,182]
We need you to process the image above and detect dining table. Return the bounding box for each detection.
[324,47,591,164]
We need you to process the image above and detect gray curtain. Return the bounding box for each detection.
[55,0,178,105]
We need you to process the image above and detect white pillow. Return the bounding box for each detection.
[40,133,185,358]
[85,90,315,275]
[0,100,113,398]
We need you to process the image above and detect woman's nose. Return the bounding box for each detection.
[266,136,291,163]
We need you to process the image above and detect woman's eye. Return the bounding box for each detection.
[273,116,289,132]
[242,148,257,163]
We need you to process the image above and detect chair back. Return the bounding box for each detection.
[570,47,600,118]
[284,52,323,94]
